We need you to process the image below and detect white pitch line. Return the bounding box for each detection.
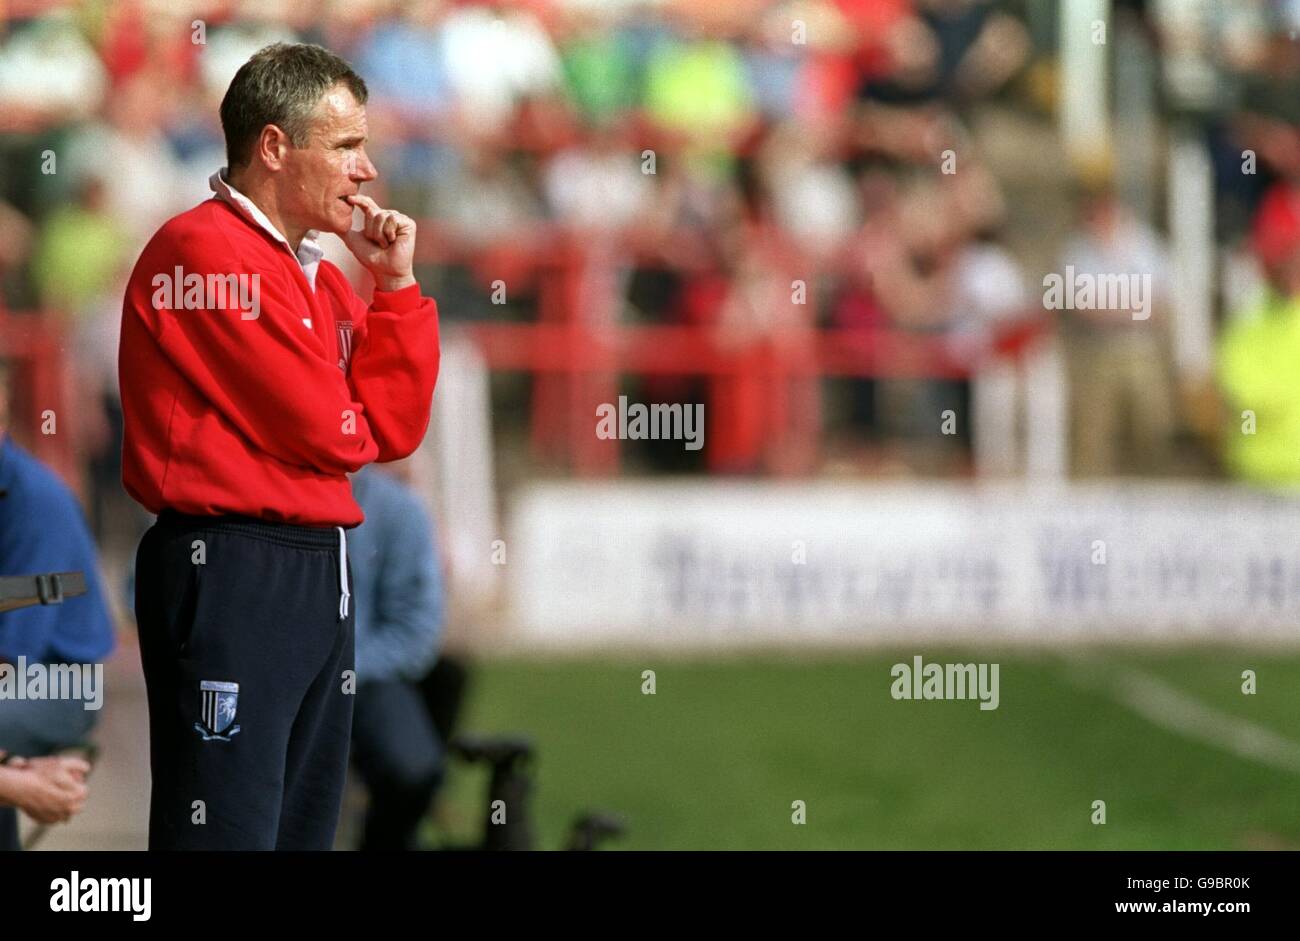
[1097,667,1300,777]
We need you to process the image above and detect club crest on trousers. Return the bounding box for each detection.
[195,680,241,741]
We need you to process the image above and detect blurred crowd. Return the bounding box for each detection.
[0,0,1044,487]
[2,0,1300,487]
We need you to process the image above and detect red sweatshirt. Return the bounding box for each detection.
[119,197,440,527]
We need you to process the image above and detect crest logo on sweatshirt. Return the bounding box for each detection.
[337,320,354,374]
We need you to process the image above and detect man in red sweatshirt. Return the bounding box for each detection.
[119,43,439,850]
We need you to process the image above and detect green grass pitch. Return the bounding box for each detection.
[428,649,1300,850]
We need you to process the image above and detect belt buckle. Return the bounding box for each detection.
[35,573,64,605]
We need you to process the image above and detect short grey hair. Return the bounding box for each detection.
[219,42,368,169]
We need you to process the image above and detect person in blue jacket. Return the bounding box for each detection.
[348,461,445,850]
[0,367,116,849]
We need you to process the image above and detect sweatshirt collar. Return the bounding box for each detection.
[209,168,324,290]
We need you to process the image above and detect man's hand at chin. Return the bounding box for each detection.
[342,193,417,292]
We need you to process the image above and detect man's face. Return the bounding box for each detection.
[279,84,378,236]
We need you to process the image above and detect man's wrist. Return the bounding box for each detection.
[374,273,417,293]
[0,764,24,806]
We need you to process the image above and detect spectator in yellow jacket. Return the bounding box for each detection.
[1218,183,1300,485]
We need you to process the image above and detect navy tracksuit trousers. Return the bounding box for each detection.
[134,510,355,850]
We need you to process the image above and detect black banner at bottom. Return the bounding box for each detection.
[0,851,1278,926]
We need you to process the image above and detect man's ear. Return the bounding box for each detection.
[256,124,292,171]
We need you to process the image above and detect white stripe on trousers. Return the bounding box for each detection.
[336,526,350,620]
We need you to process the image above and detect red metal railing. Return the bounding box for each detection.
[420,228,1047,476]
[0,230,1044,488]
[0,310,78,494]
